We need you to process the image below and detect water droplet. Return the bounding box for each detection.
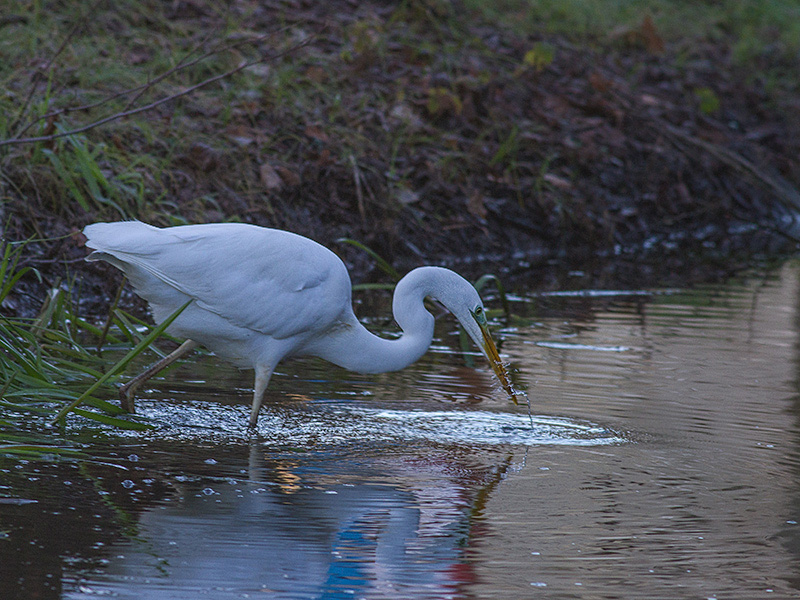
[121,480,135,489]
[202,487,215,495]
[204,458,218,465]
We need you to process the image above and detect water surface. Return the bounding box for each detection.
[3,261,800,599]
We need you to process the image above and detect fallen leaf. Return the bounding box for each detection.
[639,15,664,54]
[305,65,327,83]
[259,163,283,190]
[589,71,613,93]
[389,103,424,129]
[315,147,333,166]
[523,42,555,72]
[187,143,220,171]
[611,14,664,53]
[128,45,153,65]
[304,125,330,143]
[543,173,573,190]
[395,187,420,205]
[466,191,488,220]
[274,165,300,186]
[426,87,462,117]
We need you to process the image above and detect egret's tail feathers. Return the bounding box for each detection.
[83,220,155,255]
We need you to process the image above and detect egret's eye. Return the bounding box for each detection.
[473,305,486,323]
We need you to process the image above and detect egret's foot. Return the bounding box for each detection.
[119,384,137,413]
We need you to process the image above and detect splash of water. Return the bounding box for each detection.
[108,401,626,448]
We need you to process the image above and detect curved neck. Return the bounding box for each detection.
[307,269,439,374]
[329,317,433,374]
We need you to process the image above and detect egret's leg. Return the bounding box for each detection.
[249,363,274,428]
[119,339,199,412]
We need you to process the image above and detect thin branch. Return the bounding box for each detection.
[8,0,102,134]
[116,27,246,114]
[12,37,207,140]
[662,122,800,214]
[10,29,278,141]
[0,32,317,148]
[349,154,366,223]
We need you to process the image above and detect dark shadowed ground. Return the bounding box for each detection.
[1,0,799,310]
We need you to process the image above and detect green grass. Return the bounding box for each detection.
[0,0,292,224]
[464,0,800,98]
[0,239,194,458]
[465,0,800,57]
[1,0,795,245]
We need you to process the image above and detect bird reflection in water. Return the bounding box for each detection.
[68,441,514,599]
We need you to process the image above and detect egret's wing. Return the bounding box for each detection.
[84,222,351,339]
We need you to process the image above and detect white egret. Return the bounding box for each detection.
[84,221,518,427]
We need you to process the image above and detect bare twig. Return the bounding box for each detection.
[350,154,366,223]
[1,31,317,148]
[116,27,247,114]
[11,29,219,140]
[8,1,102,134]
[96,276,126,354]
[662,122,800,214]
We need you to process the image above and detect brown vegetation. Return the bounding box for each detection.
[1,1,799,303]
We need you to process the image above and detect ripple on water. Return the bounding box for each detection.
[115,400,627,447]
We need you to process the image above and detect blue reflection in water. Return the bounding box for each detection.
[324,521,372,599]
[65,444,488,599]
[59,401,622,599]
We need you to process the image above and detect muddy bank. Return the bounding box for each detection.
[1,1,799,309]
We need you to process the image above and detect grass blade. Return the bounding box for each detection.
[337,238,401,282]
[48,299,191,425]
[71,408,153,430]
[0,444,84,457]
[474,273,511,321]
[96,276,126,353]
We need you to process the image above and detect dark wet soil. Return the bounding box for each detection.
[2,1,799,312]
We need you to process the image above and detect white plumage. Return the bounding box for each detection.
[84,221,515,426]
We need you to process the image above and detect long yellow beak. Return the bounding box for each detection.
[478,319,520,405]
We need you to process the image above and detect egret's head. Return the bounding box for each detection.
[425,267,519,404]
[461,302,520,404]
